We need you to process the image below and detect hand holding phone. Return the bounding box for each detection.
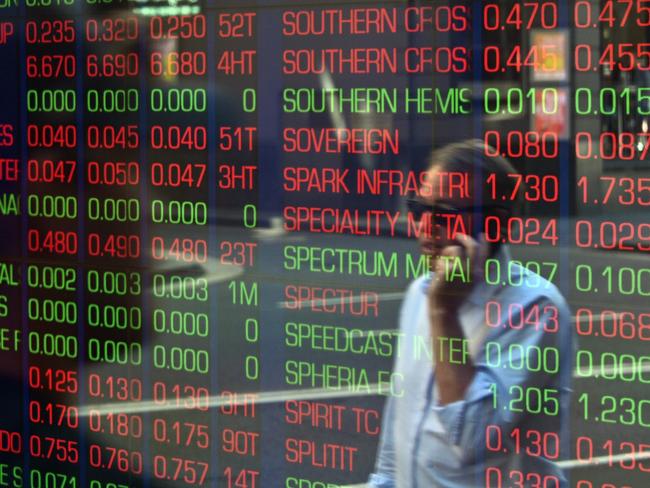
[428,232,490,312]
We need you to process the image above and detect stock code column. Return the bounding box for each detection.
[0,0,23,484]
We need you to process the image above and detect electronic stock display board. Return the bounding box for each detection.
[0,0,649,487]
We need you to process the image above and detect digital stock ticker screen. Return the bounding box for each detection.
[0,0,649,487]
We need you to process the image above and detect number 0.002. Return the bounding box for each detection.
[27,265,76,291]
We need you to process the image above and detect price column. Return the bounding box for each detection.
[145,13,213,487]
[24,4,81,485]
[81,12,145,487]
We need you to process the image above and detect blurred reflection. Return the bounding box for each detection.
[369,141,573,488]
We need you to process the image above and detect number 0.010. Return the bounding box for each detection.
[484,87,559,115]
